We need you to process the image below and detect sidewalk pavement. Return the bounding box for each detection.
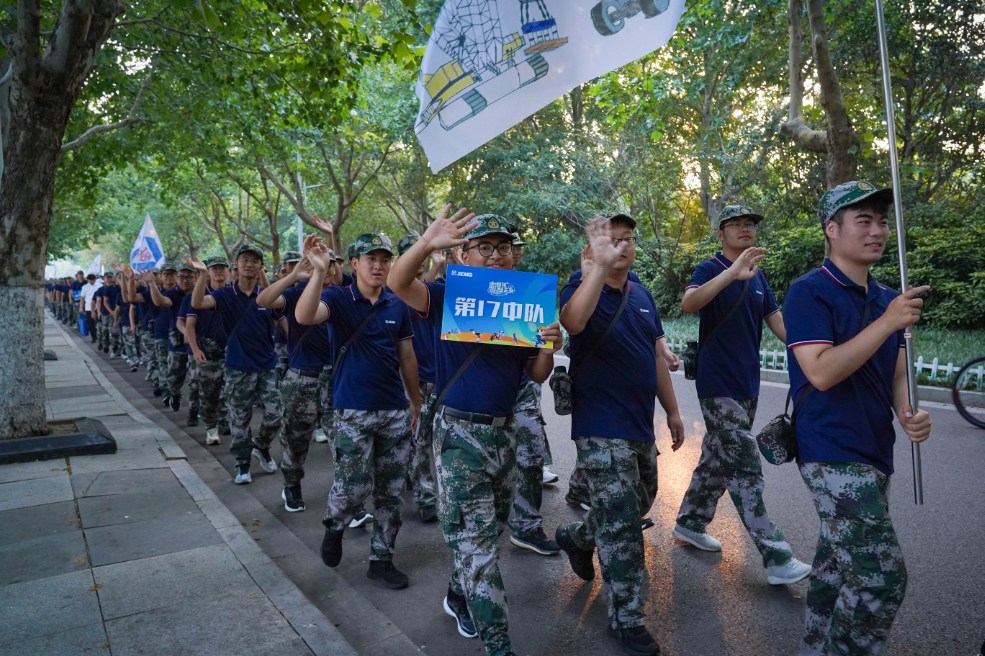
[0,314,358,656]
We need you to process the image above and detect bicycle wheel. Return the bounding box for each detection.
[952,355,985,429]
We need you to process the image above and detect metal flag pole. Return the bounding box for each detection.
[873,0,923,505]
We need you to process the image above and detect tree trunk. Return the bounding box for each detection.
[0,95,75,438]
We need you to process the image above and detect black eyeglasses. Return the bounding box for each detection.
[612,237,637,246]
[464,242,513,257]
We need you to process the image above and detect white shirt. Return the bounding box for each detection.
[81,280,104,311]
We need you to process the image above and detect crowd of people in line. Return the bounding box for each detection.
[45,180,933,656]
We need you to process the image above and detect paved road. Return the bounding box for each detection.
[91,342,985,656]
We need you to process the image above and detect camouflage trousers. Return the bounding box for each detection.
[195,358,227,429]
[568,436,658,630]
[141,330,158,381]
[676,397,794,568]
[509,381,548,538]
[279,367,333,487]
[166,351,190,400]
[153,339,169,390]
[103,315,121,354]
[224,368,283,466]
[798,462,906,656]
[324,409,412,562]
[568,464,590,504]
[435,411,518,656]
[122,326,139,363]
[410,382,437,512]
[96,315,108,350]
[275,343,289,384]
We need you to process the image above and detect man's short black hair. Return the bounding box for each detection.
[608,213,637,230]
[87,274,96,280]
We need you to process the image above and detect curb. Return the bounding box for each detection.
[49,317,360,656]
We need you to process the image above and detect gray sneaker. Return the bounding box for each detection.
[672,524,722,552]
[252,447,278,474]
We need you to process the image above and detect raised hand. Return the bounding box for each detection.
[310,214,334,238]
[730,247,766,281]
[304,235,334,271]
[538,322,563,354]
[585,215,626,269]
[185,254,208,273]
[293,253,314,281]
[580,244,595,277]
[140,269,155,283]
[422,203,478,251]
[449,246,464,266]
[431,250,447,266]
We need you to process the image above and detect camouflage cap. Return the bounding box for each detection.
[104,269,117,276]
[282,250,302,263]
[346,244,355,260]
[150,267,161,274]
[463,214,514,241]
[352,233,393,257]
[397,234,420,256]
[817,181,894,227]
[205,256,228,268]
[713,205,764,232]
[235,243,264,261]
[511,233,527,247]
[176,262,195,273]
[160,262,177,273]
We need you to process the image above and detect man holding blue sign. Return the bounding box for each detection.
[389,208,562,656]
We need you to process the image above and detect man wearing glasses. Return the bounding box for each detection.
[142,263,197,412]
[673,205,811,585]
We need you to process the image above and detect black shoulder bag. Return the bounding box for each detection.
[756,303,871,465]
[683,280,750,380]
[331,303,386,382]
[417,344,490,447]
[550,283,630,416]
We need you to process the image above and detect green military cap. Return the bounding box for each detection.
[346,244,355,260]
[104,269,117,276]
[160,262,177,273]
[282,250,302,263]
[510,233,526,247]
[334,253,343,263]
[352,233,392,257]
[397,235,420,256]
[235,243,264,261]
[229,264,237,271]
[463,214,514,241]
[205,256,228,268]
[176,261,195,273]
[150,267,161,274]
[817,181,893,227]
[713,205,764,232]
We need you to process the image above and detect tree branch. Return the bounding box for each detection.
[780,0,828,154]
[60,66,154,153]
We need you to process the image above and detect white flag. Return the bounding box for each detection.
[415,0,686,172]
[129,214,166,272]
[87,253,102,276]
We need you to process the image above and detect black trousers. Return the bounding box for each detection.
[85,311,97,342]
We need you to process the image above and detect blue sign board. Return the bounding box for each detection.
[440,265,557,349]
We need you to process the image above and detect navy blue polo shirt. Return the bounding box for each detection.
[564,269,642,285]
[103,285,121,311]
[184,286,226,349]
[92,286,104,311]
[152,287,174,338]
[176,295,197,354]
[412,312,436,385]
[320,284,413,411]
[135,285,153,331]
[686,252,779,401]
[119,301,131,328]
[785,259,905,476]
[282,281,333,371]
[420,280,538,416]
[163,287,187,352]
[560,275,665,442]
[210,284,282,372]
[340,273,354,286]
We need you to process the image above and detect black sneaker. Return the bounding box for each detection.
[218,422,231,436]
[282,486,305,512]
[565,490,591,511]
[366,560,409,589]
[130,364,139,372]
[641,517,655,531]
[419,506,438,523]
[187,410,198,427]
[153,387,163,397]
[608,625,660,656]
[442,587,478,639]
[168,394,182,412]
[555,526,595,581]
[320,528,344,567]
[162,392,172,407]
[510,528,560,555]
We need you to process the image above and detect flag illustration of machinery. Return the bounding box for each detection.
[416,0,569,133]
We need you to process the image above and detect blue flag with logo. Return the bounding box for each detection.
[130,214,166,272]
[441,265,557,348]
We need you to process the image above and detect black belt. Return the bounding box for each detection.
[291,367,328,379]
[440,405,512,427]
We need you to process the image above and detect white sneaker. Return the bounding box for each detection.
[349,510,373,528]
[109,352,117,359]
[672,524,722,552]
[313,429,329,443]
[767,558,812,585]
[205,428,220,445]
[252,448,278,474]
[542,467,559,485]
[234,465,252,485]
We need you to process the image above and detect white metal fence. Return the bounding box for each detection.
[664,339,984,390]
